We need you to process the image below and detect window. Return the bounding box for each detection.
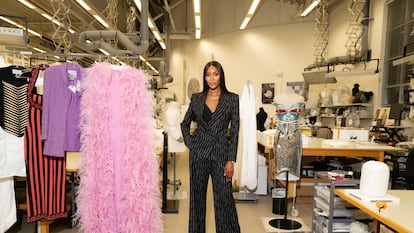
[383,0,414,104]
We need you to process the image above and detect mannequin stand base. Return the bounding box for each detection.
[232,191,259,202]
[162,199,179,214]
[268,218,302,230]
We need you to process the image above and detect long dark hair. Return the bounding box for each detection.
[202,61,229,93]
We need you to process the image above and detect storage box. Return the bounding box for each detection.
[332,127,369,141]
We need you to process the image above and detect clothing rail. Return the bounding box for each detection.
[0,50,141,59]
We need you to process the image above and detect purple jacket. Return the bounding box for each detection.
[42,62,82,157]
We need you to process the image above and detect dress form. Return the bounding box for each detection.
[273,88,304,181]
[165,101,186,153]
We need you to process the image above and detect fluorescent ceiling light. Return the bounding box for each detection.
[195,15,201,28]
[76,0,92,11]
[301,0,320,17]
[32,47,46,53]
[148,19,154,29]
[193,0,200,13]
[133,0,142,11]
[248,0,261,14]
[93,15,109,28]
[139,55,146,62]
[0,16,17,25]
[159,41,166,49]
[41,13,64,27]
[240,0,261,30]
[195,29,201,39]
[41,13,52,21]
[193,0,201,39]
[240,17,251,30]
[98,48,110,55]
[18,0,36,9]
[152,30,162,40]
[27,28,42,37]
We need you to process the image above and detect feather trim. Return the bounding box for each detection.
[75,63,162,233]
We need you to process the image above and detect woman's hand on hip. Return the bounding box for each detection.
[224,161,234,181]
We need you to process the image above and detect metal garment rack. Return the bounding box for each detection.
[168,152,181,193]
[161,132,179,213]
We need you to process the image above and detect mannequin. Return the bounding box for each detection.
[256,102,268,132]
[164,101,186,153]
[273,88,304,181]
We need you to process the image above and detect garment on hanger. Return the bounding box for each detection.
[0,65,29,137]
[75,62,162,233]
[239,80,258,190]
[0,177,16,233]
[0,59,28,232]
[42,62,82,157]
[24,65,67,222]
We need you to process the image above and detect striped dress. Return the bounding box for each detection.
[24,66,67,222]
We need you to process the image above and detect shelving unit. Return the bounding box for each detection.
[319,103,373,128]
[312,172,361,233]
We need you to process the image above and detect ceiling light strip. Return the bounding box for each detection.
[74,0,109,28]
[93,15,109,28]
[18,0,35,9]
[193,0,201,39]
[17,1,77,33]
[240,0,261,30]
[76,0,92,11]
[301,0,320,17]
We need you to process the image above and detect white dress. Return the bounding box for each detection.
[239,81,258,190]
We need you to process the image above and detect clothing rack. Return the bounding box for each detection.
[161,132,179,213]
[0,49,140,59]
[0,49,142,68]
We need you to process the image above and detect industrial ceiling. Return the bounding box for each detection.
[0,0,340,71]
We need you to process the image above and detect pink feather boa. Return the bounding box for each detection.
[75,63,162,232]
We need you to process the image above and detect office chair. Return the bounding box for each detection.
[316,127,333,139]
[388,148,414,190]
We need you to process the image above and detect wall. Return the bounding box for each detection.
[168,0,388,119]
[169,21,315,117]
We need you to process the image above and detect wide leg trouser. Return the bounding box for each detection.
[189,157,240,233]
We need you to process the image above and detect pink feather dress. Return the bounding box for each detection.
[75,63,162,233]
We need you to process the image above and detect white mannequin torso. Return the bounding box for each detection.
[274,88,304,107]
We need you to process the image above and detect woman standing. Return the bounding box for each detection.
[181,61,240,233]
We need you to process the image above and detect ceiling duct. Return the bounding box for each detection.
[158,60,173,84]
[154,0,173,84]
[77,0,149,56]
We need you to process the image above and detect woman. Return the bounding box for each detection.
[181,61,240,233]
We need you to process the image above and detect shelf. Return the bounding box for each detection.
[312,172,360,233]
[320,103,372,108]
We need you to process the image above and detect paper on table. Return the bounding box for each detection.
[346,189,400,203]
